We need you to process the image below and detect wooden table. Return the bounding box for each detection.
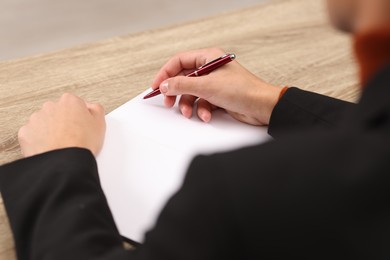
[0,0,359,258]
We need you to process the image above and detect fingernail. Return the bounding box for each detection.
[160,82,168,93]
[182,106,192,119]
[201,112,211,123]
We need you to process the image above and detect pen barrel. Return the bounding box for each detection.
[187,55,234,77]
[144,53,235,99]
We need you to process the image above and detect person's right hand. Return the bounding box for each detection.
[152,48,283,126]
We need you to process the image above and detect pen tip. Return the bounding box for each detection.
[143,88,161,99]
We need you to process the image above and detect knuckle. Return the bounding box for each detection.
[174,51,186,59]
[42,101,54,110]
[29,111,38,122]
[61,92,73,99]
[62,93,85,105]
[171,53,183,65]
[61,92,81,103]
[95,103,105,114]
[17,126,23,138]
[98,104,105,113]
[17,125,26,140]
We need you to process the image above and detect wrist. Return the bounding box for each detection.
[251,83,285,125]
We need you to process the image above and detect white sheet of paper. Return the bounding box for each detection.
[97,89,270,243]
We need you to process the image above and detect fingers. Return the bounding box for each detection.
[42,100,55,111]
[179,95,197,118]
[151,48,226,89]
[178,96,217,123]
[197,99,217,123]
[58,93,105,118]
[59,93,84,105]
[164,96,177,108]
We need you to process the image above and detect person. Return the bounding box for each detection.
[1,0,390,259]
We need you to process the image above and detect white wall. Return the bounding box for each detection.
[0,0,268,61]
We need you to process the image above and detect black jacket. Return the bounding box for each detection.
[1,64,390,260]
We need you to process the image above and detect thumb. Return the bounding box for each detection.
[160,76,208,98]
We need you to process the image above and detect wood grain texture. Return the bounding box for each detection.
[0,0,359,258]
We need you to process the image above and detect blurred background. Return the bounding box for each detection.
[1,0,268,61]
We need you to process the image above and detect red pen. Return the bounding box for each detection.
[143,53,236,99]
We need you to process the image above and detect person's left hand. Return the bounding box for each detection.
[18,93,106,157]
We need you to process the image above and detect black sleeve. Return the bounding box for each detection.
[0,149,233,260]
[134,155,236,260]
[0,148,134,260]
[268,87,356,138]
